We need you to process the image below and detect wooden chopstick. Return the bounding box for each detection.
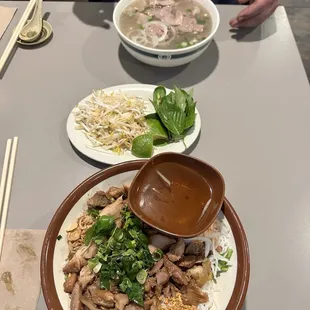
[0,0,37,74]
[0,137,19,259]
[0,140,12,219]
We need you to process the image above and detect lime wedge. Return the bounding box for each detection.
[146,116,168,142]
[131,134,154,158]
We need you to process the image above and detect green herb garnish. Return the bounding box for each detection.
[177,41,189,48]
[57,235,62,241]
[152,249,164,261]
[136,269,148,284]
[196,17,207,25]
[131,86,196,156]
[216,248,233,277]
[87,208,100,219]
[152,86,196,141]
[86,206,154,306]
[127,282,144,306]
[84,215,115,245]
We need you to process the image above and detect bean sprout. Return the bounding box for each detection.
[73,89,148,154]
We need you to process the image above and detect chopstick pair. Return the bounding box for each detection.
[0,137,19,260]
[0,0,37,74]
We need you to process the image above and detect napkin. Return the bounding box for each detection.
[0,229,46,310]
[0,6,17,39]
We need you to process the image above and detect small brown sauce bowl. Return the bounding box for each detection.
[128,152,225,238]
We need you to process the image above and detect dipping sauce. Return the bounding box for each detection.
[134,162,213,235]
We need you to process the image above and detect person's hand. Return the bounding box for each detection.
[229,0,278,28]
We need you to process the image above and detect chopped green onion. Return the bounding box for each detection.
[120,277,132,293]
[189,38,198,46]
[136,269,148,284]
[196,18,206,25]
[57,235,62,241]
[152,249,163,261]
[177,41,189,49]
[88,257,99,269]
[225,248,233,260]
[113,228,124,242]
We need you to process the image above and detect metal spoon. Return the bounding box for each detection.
[19,0,43,43]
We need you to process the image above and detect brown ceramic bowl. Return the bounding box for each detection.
[40,160,250,310]
[129,153,225,238]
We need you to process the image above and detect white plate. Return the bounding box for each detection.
[66,84,201,165]
[53,169,237,310]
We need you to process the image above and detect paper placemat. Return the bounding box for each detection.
[0,6,17,39]
[0,229,46,310]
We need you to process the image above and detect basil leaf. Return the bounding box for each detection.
[188,88,194,97]
[145,113,159,121]
[157,104,186,135]
[174,87,187,112]
[184,111,196,129]
[166,91,175,105]
[184,100,196,129]
[151,86,196,137]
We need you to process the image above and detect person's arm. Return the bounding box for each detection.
[230,0,279,27]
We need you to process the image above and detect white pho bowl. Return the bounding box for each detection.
[113,0,220,67]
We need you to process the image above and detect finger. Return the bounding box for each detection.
[237,0,267,21]
[230,0,277,28]
[236,12,267,27]
[236,1,278,27]
[229,18,239,28]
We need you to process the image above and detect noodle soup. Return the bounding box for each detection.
[119,0,213,50]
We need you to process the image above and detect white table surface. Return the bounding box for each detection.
[0,2,310,310]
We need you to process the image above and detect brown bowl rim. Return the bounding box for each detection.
[128,152,226,238]
[40,160,250,310]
